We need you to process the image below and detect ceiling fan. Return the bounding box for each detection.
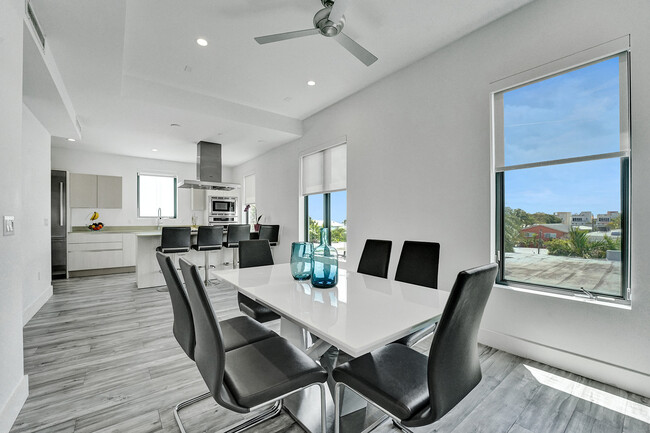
[254,0,378,66]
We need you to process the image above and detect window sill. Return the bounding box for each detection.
[493,282,632,310]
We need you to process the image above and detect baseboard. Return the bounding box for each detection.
[0,375,28,433]
[479,329,650,398]
[68,266,135,278]
[23,284,53,325]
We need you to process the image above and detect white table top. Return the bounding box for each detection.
[215,263,449,357]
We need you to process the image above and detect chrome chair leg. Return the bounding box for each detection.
[221,401,282,433]
[173,391,212,433]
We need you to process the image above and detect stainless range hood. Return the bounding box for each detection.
[178,141,240,191]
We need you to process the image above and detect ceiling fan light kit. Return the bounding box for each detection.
[254,0,377,66]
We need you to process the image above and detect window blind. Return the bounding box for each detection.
[301,143,346,195]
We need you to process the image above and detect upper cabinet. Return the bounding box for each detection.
[70,173,122,208]
[191,188,206,211]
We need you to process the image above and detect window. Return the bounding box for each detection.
[137,173,177,218]
[494,52,630,298]
[243,174,257,227]
[301,142,347,260]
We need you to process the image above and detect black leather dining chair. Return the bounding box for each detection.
[155,252,278,433]
[190,225,223,285]
[179,258,329,433]
[357,239,392,278]
[237,240,281,323]
[393,240,441,346]
[155,226,192,292]
[222,224,251,269]
[332,263,498,433]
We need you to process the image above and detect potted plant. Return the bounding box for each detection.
[254,215,262,232]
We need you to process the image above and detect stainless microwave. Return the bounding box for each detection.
[210,196,237,216]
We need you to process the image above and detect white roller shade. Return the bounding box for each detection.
[301,143,346,195]
[244,174,256,204]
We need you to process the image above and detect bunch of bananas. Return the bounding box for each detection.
[88,211,104,231]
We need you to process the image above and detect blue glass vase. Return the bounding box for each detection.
[311,228,339,288]
[290,242,313,280]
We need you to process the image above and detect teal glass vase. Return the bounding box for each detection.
[290,242,313,280]
[311,228,339,288]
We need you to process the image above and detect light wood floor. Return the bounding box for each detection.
[10,272,650,433]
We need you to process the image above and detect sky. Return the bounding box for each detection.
[503,56,622,215]
[308,190,347,224]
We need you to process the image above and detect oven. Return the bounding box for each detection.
[209,196,238,226]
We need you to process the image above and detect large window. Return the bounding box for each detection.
[137,173,177,218]
[302,142,347,259]
[494,52,630,299]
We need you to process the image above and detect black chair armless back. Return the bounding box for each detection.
[160,227,192,252]
[394,241,440,288]
[258,225,280,244]
[357,239,392,278]
[197,225,224,249]
[239,240,274,268]
[426,263,497,422]
[156,252,195,360]
[225,224,251,246]
[179,258,247,413]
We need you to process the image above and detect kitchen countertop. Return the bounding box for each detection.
[70,225,198,234]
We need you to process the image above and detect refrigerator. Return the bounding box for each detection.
[51,170,67,279]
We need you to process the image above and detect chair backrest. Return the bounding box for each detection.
[225,224,251,245]
[394,241,440,289]
[239,240,274,268]
[160,227,191,252]
[179,258,246,412]
[197,225,224,249]
[426,263,497,423]
[357,239,392,278]
[156,252,195,360]
[258,225,280,244]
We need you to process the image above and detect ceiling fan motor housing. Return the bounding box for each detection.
[314,7,344,37]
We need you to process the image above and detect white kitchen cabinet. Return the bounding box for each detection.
[191,188,206,211]
[122,233,136,266]
[68,232,127,271]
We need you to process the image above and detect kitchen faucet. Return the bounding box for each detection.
[157,207,163,229]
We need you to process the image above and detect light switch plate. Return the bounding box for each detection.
[4,216,15,236]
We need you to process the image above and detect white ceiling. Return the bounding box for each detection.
[31,0,533,166]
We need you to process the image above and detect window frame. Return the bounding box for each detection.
[492,43,631,301]
[137,172,178,219]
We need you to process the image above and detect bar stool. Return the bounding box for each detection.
[222,224,251,268]
[155,227,191,291]
[191,226,224,285]
[258,224,279,258]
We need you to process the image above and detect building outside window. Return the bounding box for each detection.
[494,51,630,298]
[137,173,177,218]
[301,142,347,260]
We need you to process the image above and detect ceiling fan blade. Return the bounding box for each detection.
[335,32,378,66]
[254,28,320,44]
[329,0,351,24]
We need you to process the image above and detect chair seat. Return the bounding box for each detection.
[191,244,222,251]
[332,343,429,421]
[225,336,328,408]
[156,246,190,253]
[221,315,277,352]
[238,293,280,323]
[393,323,437,347]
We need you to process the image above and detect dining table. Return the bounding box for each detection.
[214,263,450,433]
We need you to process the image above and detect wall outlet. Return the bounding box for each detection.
[4,216,15,236]
[44,218,49,226]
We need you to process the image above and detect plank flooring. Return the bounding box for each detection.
[10,272,650,433]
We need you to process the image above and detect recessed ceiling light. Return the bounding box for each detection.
[307,80,316,86]
[152,148,159,152]
[67,138,76,142]
[196,38,208,47]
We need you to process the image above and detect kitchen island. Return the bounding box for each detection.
[135,231,220,289]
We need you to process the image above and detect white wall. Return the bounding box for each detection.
[233,0,650,396]
[0,0,29,430]
[51,148,208,228]
[21,106,53,324]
